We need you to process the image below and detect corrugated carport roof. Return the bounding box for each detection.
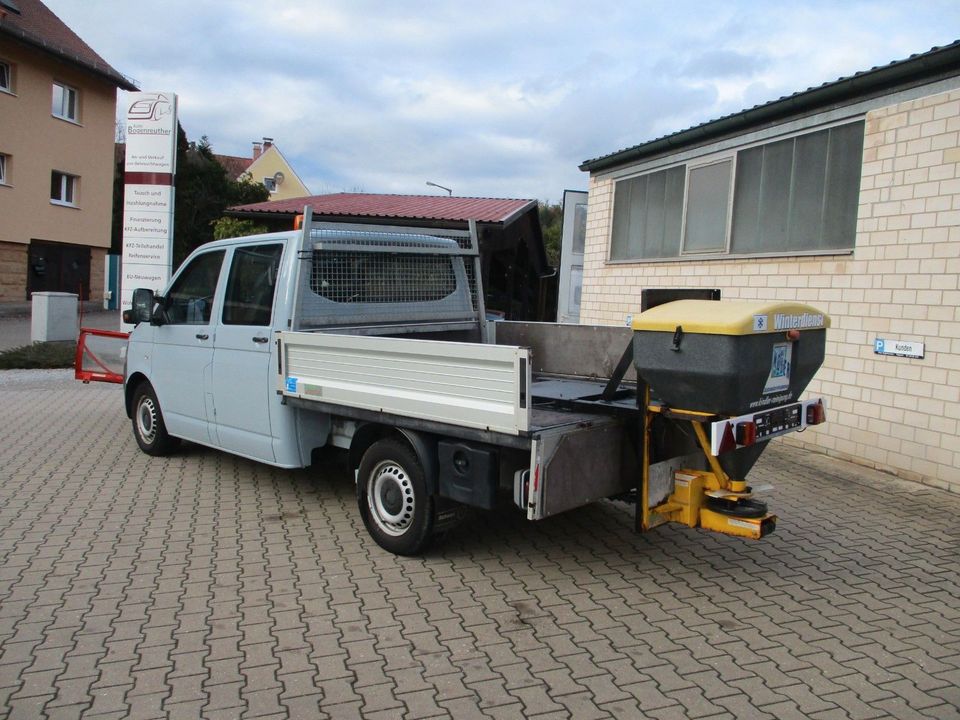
[230,193,536,225]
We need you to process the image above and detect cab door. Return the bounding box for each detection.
[211,242,284,462]
[150,249,225,444]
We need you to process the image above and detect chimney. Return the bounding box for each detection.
[252,141,263,160]
[262,137,274,151]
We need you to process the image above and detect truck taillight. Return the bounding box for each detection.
[735,421,757,447]
[806,400,826,426]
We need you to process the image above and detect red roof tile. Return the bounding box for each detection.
[230,193,536,224]
[214,154,254,180]
[0,0,136,90]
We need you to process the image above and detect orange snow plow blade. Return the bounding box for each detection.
[75,328,129,384]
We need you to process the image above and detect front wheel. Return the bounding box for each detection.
[132,383,179,456]
[357,439,434,556]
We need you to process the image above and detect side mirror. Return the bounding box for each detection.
[123,288,157,325]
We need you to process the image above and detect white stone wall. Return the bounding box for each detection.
[580,89,960,492]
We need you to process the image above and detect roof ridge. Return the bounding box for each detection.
[331,191,536,202]
[0,0,137,90]
[581,39,960,172]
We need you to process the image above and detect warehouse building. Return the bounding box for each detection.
[578,41,960,493]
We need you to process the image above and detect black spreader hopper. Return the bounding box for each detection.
[632,299,830,416]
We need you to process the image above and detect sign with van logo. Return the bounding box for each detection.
[121,91,178,328]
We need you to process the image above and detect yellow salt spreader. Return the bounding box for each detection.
[630,299,830,539]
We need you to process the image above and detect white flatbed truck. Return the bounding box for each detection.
[88,209,829,555]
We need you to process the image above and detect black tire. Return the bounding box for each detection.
[704,495,768,519]
[131,383,179,456]
[357,439,435,556]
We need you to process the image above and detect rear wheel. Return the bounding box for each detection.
[132,383,179,456]
[357,439,434,556]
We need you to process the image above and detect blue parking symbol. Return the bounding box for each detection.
[874,339,885,354]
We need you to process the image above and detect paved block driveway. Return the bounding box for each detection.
[0,370,958,719]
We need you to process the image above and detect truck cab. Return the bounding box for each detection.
[126,231,300,464]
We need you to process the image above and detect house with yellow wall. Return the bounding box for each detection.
[216,137,309,201]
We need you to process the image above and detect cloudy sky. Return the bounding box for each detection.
[45,0,960,202]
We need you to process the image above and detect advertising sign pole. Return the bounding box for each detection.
[120,92,178,327]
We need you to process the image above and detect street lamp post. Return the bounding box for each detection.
[425,181,452,196]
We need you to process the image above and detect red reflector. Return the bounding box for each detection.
[717,422,737,455]
[735,421,757,446]
[806,401,826,425]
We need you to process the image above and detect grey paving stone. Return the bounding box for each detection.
[0,371,959,719]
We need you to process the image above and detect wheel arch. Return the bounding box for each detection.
[349,424,438,495]
[125,372,151,418]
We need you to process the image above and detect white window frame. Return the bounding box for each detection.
[51,171,78,206]
[263,176,277,193]
[0,60,12,94]
[0,154,8,185]
[52,81,79,122]
[607,161,687,262]
[679,154,735,256]
[607,118,863,263]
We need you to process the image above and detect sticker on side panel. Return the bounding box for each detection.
[753,314,768,332]
[763,342,792,395]
[285,377,298,393]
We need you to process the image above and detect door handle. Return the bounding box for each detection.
[252,336,269,344]
[196,333,209,340]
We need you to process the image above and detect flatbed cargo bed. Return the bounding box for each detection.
[278,327,639,440]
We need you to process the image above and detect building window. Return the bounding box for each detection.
[683,159,733,254]
[52,82,78,121]
[0,154,8,185]
[730,122,864,254]
[0,61,12,93]
[50,171,78,206]
[609,120,865,261]
[610,166,685,260]
[263,176,277,192]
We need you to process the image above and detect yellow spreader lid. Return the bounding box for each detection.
[631,299,831,336]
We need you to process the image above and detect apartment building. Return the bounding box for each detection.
[0,0,135,303]
[578,42,960,493]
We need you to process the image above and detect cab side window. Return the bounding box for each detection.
[223,244,283,326]
[164,250,225,324]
